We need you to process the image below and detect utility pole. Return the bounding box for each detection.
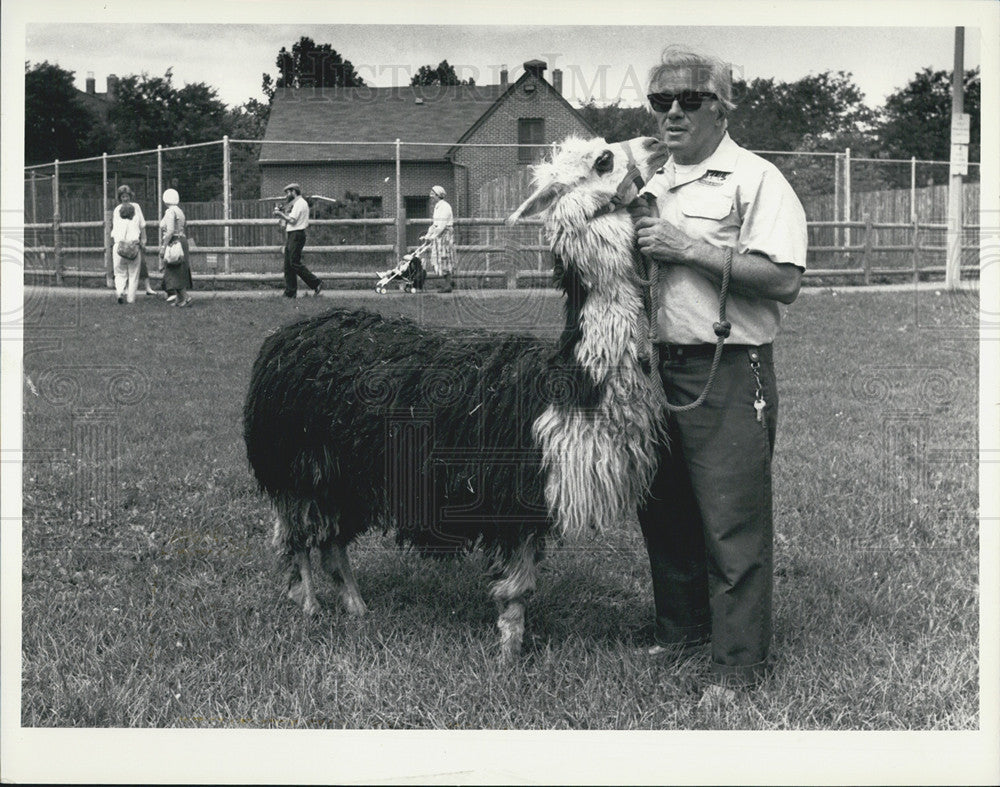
[946,27,967,289]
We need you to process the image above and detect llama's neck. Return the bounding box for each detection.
[551,215,649,386]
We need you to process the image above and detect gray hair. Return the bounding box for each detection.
[647,47,736,114]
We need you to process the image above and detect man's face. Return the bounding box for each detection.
[649,68,724,165]
[284,189,295,201]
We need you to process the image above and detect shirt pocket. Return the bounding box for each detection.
[677,191,734,221]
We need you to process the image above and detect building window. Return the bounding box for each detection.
[518,118,545,164]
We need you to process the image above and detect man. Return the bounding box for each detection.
[273,183,322,298]
[110,185,156,297]
[421,185,455,293]
[633,47,807,692]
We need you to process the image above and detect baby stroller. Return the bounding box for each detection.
[375,242,429,294]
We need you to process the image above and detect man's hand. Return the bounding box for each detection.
[634,216,704,265]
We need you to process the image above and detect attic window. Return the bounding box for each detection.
[518,118,545,164]
[523,83,536,94]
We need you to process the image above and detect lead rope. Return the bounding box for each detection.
[645,246,733,413]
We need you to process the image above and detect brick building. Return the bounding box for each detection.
[258,59,595,241]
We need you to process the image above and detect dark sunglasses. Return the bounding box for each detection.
[647,90,718,113]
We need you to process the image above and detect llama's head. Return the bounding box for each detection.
[506,136,668,229]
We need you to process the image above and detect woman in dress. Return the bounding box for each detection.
[422,185,455,293]
[159,188,193,307]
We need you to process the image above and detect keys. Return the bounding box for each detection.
[754,397,766,423]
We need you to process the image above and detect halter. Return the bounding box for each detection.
[589,139,648,222]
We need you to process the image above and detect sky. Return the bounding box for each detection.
[12,1,988,112]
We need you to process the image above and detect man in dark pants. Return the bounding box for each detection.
[633,47,807,697]
[274,183,322,298]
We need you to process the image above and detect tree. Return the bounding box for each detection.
[877,67,980,164]
[575,100,657,142]
[24,61,105,165]
[728,71,876,154]
[409,60,475,86]
[263,36,366,97]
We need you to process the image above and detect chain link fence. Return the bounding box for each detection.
[23,139,981,287]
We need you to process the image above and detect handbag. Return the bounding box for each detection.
[163,239,184,265]
[116,239,140,260]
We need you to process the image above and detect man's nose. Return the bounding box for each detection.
[666,100,685,119]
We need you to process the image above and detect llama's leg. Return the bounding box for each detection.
[320,540,368,616]
[489,536,541,663]
[287,550,321,616]
[273,509,321,616]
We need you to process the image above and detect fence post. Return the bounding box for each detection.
[912,220,921,283]
[53,160,62,285]
[103,152,112,287]
[223,135,231,274]
[910,156,917,224]
[844,147,852,253]
[395,139,404,259]
[157,145,163,220]
[833,152,841,249]
[30,171,40,264]
[862,217,873,285]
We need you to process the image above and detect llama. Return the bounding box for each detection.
[243,136,671,660]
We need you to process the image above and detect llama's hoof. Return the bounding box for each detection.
[288,582,320,616]
[341,593,368,617]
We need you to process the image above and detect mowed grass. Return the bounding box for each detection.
[20,284,979,729]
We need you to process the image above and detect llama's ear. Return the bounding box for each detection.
[507,182,568,225]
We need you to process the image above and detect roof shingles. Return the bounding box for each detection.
[260,85,506,163]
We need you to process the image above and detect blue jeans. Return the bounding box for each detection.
[638,343,778,687]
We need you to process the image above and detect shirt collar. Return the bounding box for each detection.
[662,132,739,188]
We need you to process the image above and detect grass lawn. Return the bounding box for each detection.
[19,284,979,730]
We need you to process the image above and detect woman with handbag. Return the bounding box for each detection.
[112,185,157,297]
[159,188,193,307]
[110,202,143,304]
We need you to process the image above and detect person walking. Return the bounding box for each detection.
[110,185,156,296]
[632,47,807,696]
[421,185,455,293]
[110,202,143,304]
[273,183,322,299]
[159,188,193,307]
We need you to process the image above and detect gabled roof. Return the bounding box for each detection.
[259,85,506,163]
[450,69,597,154]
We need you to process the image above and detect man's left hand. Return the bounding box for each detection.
[634,216,702,265]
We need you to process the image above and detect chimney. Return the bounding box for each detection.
[500,64,508,88]
[86,71,96,94]
[106,74,118,100]
[523,59,546,79]
[552,68,563,95]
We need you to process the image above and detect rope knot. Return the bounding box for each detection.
[713,320,732,338]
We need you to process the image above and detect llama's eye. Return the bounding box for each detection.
[594,151,614,174]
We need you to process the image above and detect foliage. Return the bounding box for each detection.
[263,36,366,98]
[575,100,657,143]
[877,67,980,164]
[24,61,114,165]
[728,71,877,154]
[409,60,475,86]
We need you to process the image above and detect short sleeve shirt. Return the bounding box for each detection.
[640,133,807,345]
[285,196,310,232]
[111,202,146,244]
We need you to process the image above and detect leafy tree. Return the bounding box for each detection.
[410,60,475,86]
[24,61,107,165]
[878,67,980,164]
[575,100,657,142]
[264,37,366,96]
[728,71,876,154]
